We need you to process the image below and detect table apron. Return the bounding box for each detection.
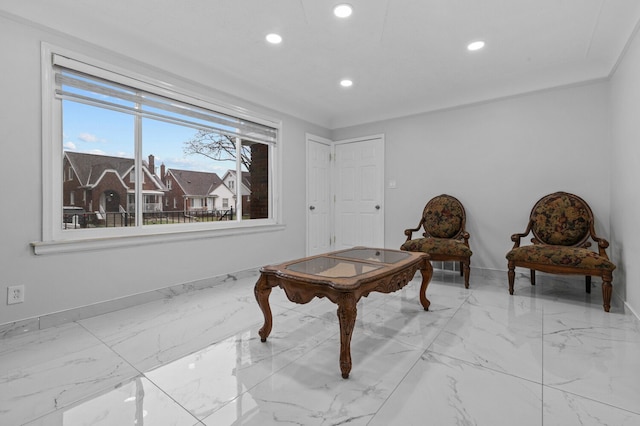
[270,261,423,305]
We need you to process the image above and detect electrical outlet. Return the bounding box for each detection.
[7,285,25,305]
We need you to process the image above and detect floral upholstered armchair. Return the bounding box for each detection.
[506,192,616,312]
[401,194,472,288]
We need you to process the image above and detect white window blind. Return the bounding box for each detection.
[52,54,277,145]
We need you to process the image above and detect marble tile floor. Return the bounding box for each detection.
[1,269,640,426]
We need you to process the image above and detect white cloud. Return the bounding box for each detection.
[64,141,77,150]
[79,133,99,143]
[164,156,227,174]
[168,157,208,170]
[88,149,107,155]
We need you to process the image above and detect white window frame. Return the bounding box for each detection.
[34,43,283,255]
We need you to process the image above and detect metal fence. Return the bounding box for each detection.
[63,207,235,228]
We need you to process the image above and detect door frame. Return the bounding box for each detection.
[306,134,334,256]
[333,134,385,249]
[306,133,385,255]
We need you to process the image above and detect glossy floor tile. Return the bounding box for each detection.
[1,269,639,425]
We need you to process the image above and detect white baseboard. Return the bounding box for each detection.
[0,268,260,339]
[624,300,640,321]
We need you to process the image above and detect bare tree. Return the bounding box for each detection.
[183,130,251,169]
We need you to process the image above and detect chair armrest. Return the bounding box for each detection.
[589,220,611,257]
[461,231,470,245]
[595,238,610,255]
[403,220,424,242]
[510,221,533,249]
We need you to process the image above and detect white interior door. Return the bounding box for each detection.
[306,135,332,256]
[334,135,385,249]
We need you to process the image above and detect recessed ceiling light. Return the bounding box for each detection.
[340,79,353,88]
[467,41,485,51]
[334,4,353,18]
[266,33,282,44]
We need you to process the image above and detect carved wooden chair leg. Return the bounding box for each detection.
[463,261,470,289]
[585,276,591,294]
[508,261,516,295]
[602,273,613,312]
[530,269,536,285]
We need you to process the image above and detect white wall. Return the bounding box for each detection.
[2,11,632,325]
[610,26,640,316]
[0,15,329,325]
[333,83,612,276]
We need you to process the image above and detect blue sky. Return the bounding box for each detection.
[62,101,235,176]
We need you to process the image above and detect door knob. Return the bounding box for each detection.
[375,205,380,210]
[309,205,316,210]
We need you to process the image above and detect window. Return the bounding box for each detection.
[40,45,280,247]
[129,171,144,183]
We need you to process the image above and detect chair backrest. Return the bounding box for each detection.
[422,194,466,239]
[529,192,593,247]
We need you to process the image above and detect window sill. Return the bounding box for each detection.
[31,223,286,255]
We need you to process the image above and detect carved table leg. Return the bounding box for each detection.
[254,275,273,342]
[419,260,433,311]
[337,292,357,379]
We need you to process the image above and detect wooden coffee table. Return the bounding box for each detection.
[254,247,433,378]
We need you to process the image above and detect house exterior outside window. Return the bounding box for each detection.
[36,44,281,253]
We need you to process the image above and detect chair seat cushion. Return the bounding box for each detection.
[401,238,472,257]
[506,245,615,271]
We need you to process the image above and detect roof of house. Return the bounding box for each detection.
[222,169,251,190]
[167,169,223,196]
[239,171,251,190]
[64,151,166,190]
[65,151,132,186]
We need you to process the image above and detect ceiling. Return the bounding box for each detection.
[2,0,640,129]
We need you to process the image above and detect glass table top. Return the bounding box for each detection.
[285,248,412,278]
[336,248,410,264]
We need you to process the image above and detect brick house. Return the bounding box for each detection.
[63,152,167,219]
[162,168,235,213]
